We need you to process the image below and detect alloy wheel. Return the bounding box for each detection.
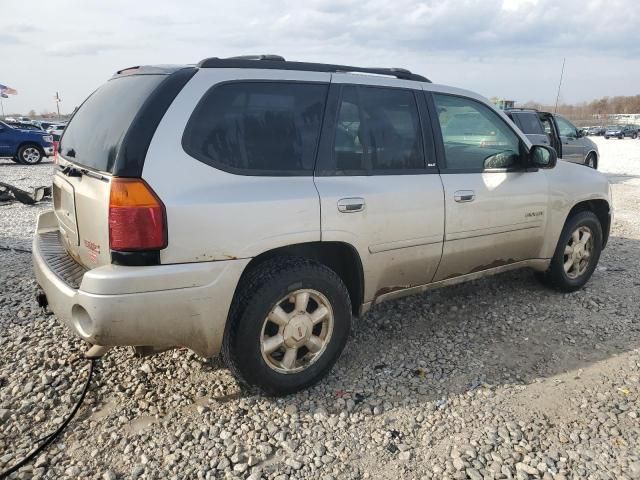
[260,289,334,374]
[563,226,594,279]
[21,147,41,164]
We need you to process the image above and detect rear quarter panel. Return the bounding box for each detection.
[142,68,330,264]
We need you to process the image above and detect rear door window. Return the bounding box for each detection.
[182,82,328,175]
[60,75,166,173]
[330,85,425,174]
[514,112,545,135]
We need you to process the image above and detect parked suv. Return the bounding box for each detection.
[505,109,599,169]
[33,56,612,394]
[604,125,637,139]
[0,120,54,164]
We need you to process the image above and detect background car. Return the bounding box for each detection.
[604,124,637,139]
[505,108,599,168]
[0,120,54,164]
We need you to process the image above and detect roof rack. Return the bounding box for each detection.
[197,55,431,82]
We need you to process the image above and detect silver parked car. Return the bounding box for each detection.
[33,56,612,394]
[505,109,599,169]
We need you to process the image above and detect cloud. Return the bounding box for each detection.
[45,42,122,57]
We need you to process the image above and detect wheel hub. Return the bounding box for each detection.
[283,315,312,347]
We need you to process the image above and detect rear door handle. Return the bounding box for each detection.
[454,190,475,203]
[337,197,366,213]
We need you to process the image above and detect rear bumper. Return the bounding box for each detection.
[32,210,249,357]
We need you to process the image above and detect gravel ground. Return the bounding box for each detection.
[1,138,639,480]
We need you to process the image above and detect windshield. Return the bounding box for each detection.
[60,74,165,173]
[607,125,618,129]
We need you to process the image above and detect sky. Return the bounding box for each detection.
[1,0,639,114]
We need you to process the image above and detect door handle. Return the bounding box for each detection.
[454,190,475,203]
[337,197,366,213]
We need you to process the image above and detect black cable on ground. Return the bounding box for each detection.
[0,359,95,479]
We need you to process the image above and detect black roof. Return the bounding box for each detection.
[197,55,431,83]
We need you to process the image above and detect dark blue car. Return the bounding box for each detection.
[0,121,54,164]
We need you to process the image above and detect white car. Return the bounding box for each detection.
[33,56,612,394]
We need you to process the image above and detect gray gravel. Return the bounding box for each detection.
[1,141,640,479]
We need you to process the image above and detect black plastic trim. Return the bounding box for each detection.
[111,250,161,266]
[113,67,197,177]
[197,58,431,82]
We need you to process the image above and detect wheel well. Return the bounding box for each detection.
[567,199,611,247]
[239,242,364,316]
[17,142,44,154]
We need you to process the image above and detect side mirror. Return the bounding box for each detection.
[529,145,557,169]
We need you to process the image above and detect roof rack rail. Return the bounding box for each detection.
[226,54,286,61]
[197,56,431,82]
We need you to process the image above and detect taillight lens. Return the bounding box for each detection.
[109,178,166,251]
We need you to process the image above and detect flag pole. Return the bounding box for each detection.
[554,58,566,114]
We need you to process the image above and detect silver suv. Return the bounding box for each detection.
[33,56,612,394]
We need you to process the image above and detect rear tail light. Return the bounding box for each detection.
[109,178,167,251]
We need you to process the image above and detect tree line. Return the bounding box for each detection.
[520,94,640,122]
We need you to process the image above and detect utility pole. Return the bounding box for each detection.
[54,91,61,118]
[0,97,4,118]
[554,58,566,114]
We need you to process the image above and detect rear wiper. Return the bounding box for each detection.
[57,164,108,182]
[60,164,82,177]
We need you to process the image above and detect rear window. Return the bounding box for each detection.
[514,112,544,135]
[60,75,166,173]
[182,82,328,175]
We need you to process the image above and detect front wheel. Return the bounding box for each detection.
[584,153,597,169]
[222,257,352,395]
[537,211,603,292]
[17,144,43,165]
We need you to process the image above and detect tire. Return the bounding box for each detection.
[618,135,623,140]
[17,144,43,165]
[537,211,603,292]
[584,152,597,169]
[222,256,352,395]
[604,136,609,139]
[633,134,638,139]
[11,157,22,164]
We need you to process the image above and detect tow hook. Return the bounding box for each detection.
[84,345,112,359]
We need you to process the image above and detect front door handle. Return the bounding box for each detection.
[454,190,475,203]
[337,197,366,213]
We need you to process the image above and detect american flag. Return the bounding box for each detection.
[0,84,18,98]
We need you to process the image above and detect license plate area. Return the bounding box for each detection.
[53,175,79,247]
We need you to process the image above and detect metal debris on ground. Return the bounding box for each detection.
[0,182,51,205]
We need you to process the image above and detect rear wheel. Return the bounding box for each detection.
[536,211,602,292]
[17,144,43,165]
[222,257,352,395]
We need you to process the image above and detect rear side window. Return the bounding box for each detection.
[514,112,544,135]
[182,82,328,175]
[60,75,166,173]
[331,85,425,174]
